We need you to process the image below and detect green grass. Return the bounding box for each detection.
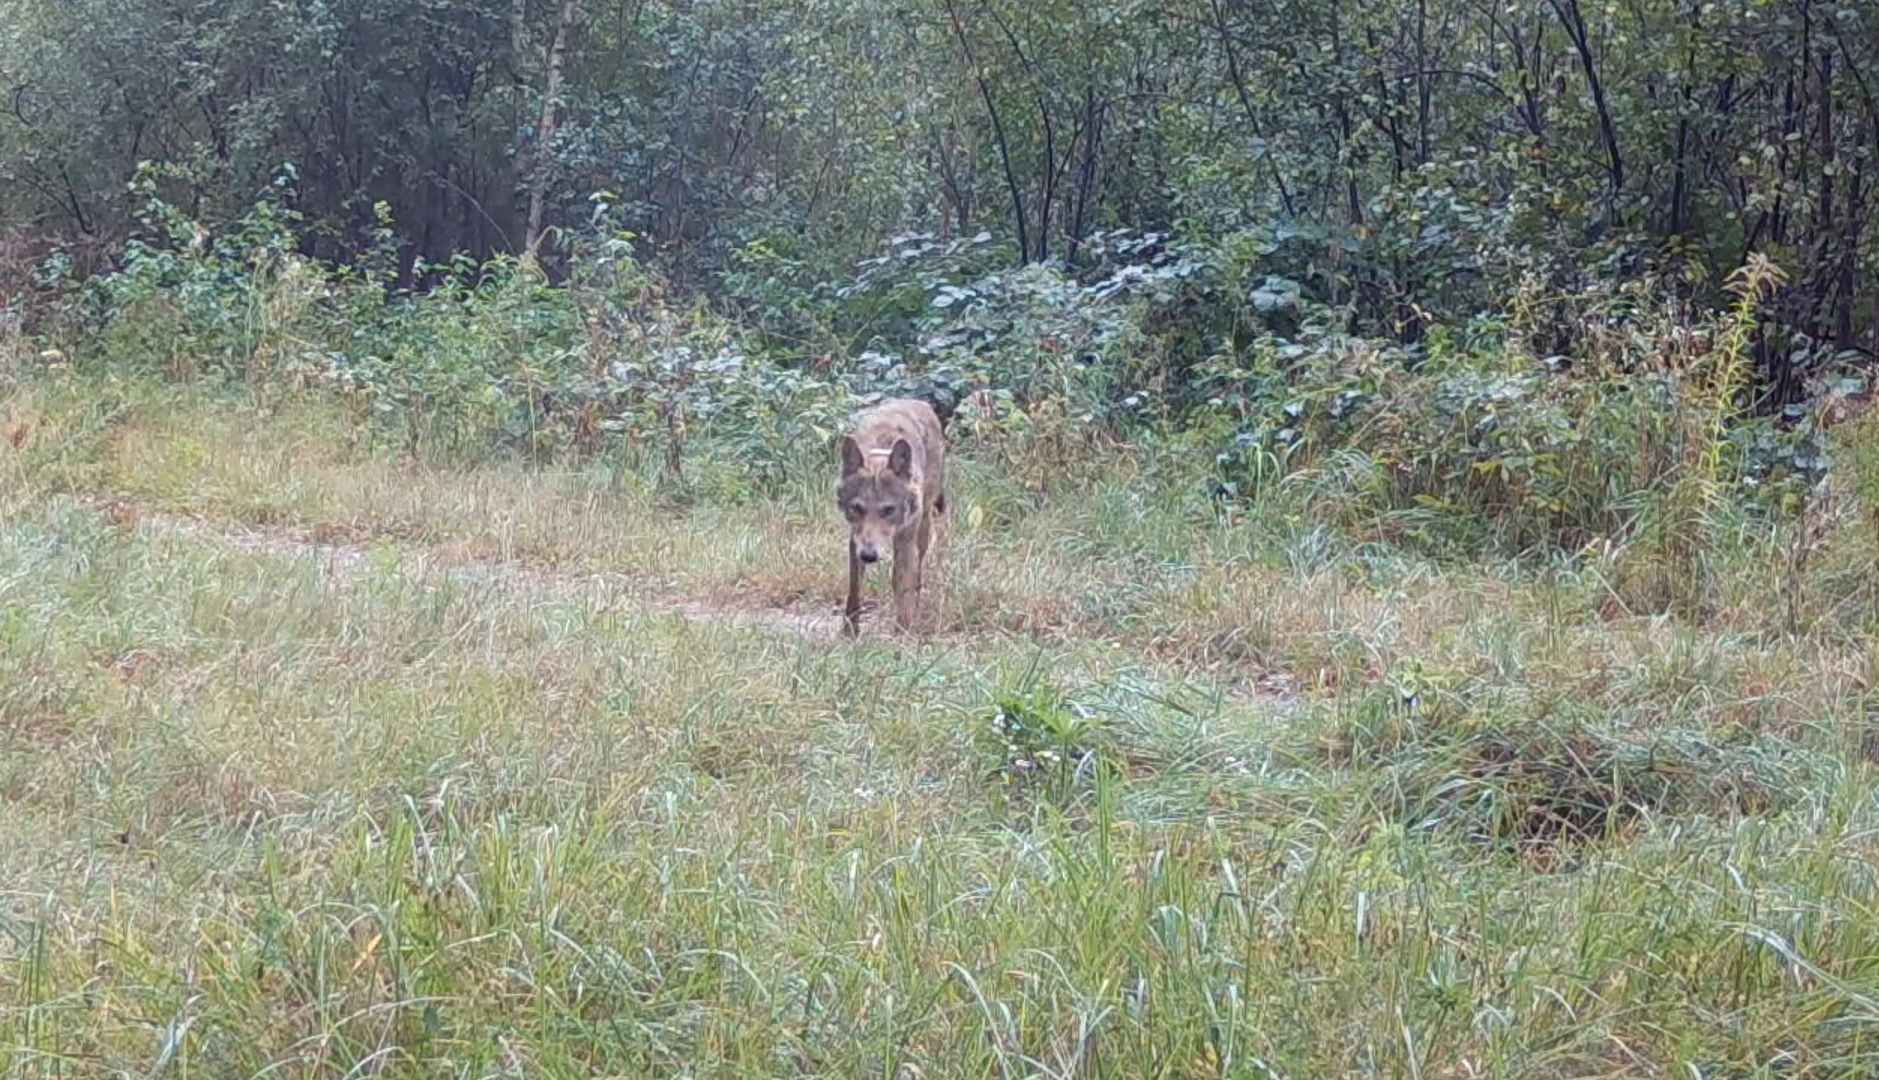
[6,377,1879,1077]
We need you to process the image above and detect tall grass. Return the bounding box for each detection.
[6,375,1879,1075]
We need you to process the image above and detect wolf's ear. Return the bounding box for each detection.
[839,435,864,477]
[888,438,914,478]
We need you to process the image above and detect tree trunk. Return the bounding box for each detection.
[1550,0,1624,211]
[524,0,580,261]
[944,0,1029,263]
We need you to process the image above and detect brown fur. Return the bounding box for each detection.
[836,398,947,635]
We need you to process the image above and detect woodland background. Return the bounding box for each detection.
[2,0,1871,389]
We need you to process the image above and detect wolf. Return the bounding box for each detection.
[836,397,947,636]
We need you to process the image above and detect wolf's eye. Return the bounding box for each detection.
[847,502,864,517]
[879,504,898,518]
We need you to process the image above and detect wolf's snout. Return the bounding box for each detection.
[858,544,881,564]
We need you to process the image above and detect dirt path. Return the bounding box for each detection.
[85,495,851,639]
[77,494,1298,700]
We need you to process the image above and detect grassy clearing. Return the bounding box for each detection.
[5,378,1879,1077]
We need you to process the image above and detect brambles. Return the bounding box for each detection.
[12,185,1838,593]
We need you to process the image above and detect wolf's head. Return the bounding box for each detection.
[838,436,920,564]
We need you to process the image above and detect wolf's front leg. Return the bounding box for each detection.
[891,530,922,631]
[843,538,864,637]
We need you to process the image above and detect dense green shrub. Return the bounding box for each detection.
[15,177,1846,577]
